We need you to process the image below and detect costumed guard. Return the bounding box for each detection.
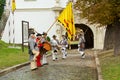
[50,35,59,61]
[36,33,43,67]
[60,35,68,59]
[41,32,50,65]
[78,32,85,58]
[28,32,39,70]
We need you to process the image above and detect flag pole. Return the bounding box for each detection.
[46,19,57,33]
[72,1,75,41]
[12,12,15,47]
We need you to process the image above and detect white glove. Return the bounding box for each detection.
[66,45,68,47]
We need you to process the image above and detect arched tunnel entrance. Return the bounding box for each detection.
[71,24,94,49]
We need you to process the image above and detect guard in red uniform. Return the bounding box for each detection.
[36,33,43,67]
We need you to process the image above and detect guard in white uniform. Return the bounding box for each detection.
[60,35,68,59]
[78,32,85,58]
[28,32,39,70]
[41,32,49,65]
[50,35,59,61]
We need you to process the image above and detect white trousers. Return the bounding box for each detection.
[79,51,85,58]
[52,51,58,60]
[42,54,47,64]
[30,60,37,70]
[61,47,67,59]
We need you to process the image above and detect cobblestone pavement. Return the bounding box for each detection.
[0,49,97,80]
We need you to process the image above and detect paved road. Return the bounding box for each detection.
[0,49,97,80]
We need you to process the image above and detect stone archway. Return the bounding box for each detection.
[75,24,94,49]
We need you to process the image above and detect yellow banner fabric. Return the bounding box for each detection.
[57,2,76,40]
[12,0,16,12]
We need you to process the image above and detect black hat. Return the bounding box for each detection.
[36,33,42,36]
[53,35,57,38]
[42,32,47,35]
[30,32,35,35]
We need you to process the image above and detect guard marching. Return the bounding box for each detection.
[60,35,68,59]
[50,35,59,61]
[78,30,86,58]
[28,32,39,70]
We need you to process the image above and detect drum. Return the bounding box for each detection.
[43,42,51,51]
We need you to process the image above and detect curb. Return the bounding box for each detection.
[94,50,103,80]
[0,62,30,76]
[0,53,52,76]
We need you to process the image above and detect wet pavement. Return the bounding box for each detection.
[0,49,97,80]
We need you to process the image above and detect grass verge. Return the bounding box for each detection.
[0,40,28,70]
[98,50,120,80]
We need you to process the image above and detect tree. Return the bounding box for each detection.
[0,0,6,19]
[74,0,120,56]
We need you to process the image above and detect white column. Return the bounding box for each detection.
[94,27,106,49]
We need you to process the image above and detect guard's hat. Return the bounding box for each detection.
[29,32,35,37]
[30,32,35,35]
[53,35,57,38]
[36,33,42,36]
[42,32,47,35]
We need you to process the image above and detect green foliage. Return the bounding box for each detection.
[47,36,51,42]
[74,0,120,26]
[0,0,6,19]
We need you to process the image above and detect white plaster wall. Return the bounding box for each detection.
[14,10,57,43]
[2,0,69,44]
[1,16,10,43]
[1,12,14,43]
[2,10,57,43]
[95,27,106,49]
[16,0,68,9]
[2,9,61,44]
[16,0,55,9]
[2,0,106,49]
[2,0,68,44]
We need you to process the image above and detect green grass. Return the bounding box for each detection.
[0,40,29,70]
[98,50,120,80]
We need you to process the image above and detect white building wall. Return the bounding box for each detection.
[1,16,10,43]
[2,0,69,44]
[16,0,55,9]
[2,12,14,43]
[94,27,106,49]
[11,9,60,43]
[16,0,68,9]
[2,0,106,49]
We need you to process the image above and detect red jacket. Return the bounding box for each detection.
[36,38,43,48]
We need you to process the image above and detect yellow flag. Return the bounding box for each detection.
[12,0,16,12]
[57,2,76,40]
